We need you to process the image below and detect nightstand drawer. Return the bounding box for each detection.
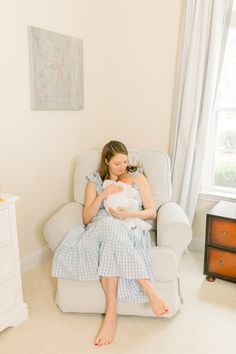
[0,207,11,245]
[0,245,14,283]
[0,278,17,316]
[209,218,236,250]
[207,248,236,279]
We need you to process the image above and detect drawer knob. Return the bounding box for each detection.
[218,259,225,266]
[220,231,227,237]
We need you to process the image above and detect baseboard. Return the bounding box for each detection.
[189,238,205,253]
[21,245,52,273]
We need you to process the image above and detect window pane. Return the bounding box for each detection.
[214,112,236,188]
[217,29,236,106]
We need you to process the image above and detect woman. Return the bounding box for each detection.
[52,140,169,347]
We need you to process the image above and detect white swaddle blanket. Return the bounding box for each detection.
[103,180,151,231]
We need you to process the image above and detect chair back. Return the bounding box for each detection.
[74,149,172,210]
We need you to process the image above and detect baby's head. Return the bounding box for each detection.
[117,173,133,185]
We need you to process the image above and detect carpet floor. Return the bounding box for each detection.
[0,250,235,354]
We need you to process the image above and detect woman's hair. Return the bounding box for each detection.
[98,140,138,180]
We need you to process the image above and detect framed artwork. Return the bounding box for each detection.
[28,26,83,110]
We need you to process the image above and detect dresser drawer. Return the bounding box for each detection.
[208,217,236,250]
[0,245,14,283]
[0,207,12,245]
[0,278,17,316]
[207,247,236,280]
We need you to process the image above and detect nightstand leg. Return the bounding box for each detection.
[206,276,215,282]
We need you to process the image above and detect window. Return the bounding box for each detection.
[202,3,236,197]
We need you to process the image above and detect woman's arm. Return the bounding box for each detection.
[109,173,156,221]
[136,173,156,219]
[82,181,123,225]
[82,182,103,225]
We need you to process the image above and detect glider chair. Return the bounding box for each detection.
[44,150,192,318]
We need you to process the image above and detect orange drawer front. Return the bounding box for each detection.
[209,218,236,249]
[208,248,236,279]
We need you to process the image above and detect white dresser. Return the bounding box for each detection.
[0,194,28,332]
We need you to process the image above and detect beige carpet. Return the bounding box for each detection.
[0,251,235,354]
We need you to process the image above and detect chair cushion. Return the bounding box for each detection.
[74,149,172,210]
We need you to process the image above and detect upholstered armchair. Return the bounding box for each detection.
[44,150,192,317]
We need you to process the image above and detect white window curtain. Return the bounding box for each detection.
[170,0,233,224]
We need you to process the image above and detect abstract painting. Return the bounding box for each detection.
[28,26,83,110]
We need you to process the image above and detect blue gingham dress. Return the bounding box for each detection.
[52,171,153,303]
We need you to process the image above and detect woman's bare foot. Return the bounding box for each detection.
[94,315,117,346]
[148,290,169,316]
[138,279,169,316]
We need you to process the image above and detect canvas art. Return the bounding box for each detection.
[28,26,83,110]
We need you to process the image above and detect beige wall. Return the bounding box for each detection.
[0,0,182,258]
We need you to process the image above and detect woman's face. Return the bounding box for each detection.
[108,153,128,178]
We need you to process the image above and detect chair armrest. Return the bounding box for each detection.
[156,202,192,261]
[151,246,178,281]
[44,202,83,252]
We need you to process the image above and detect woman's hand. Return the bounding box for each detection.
[101,184,123,199]
[109,207,133,220]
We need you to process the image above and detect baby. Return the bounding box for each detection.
[103,173,151,231]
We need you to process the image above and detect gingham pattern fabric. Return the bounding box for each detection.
[52,171,153,304]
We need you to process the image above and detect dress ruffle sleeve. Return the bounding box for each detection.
[86,172,103,193]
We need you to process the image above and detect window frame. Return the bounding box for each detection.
[201,8,236,198]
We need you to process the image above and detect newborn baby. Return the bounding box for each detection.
[103,173,151,231]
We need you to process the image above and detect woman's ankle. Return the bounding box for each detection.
[105,307,117,319]
[138,279,153,294]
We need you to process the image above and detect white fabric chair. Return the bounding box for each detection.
[44,150,192,317]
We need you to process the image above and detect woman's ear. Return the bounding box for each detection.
[105,159,109,165]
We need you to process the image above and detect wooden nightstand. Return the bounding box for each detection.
[204,201,236,283]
